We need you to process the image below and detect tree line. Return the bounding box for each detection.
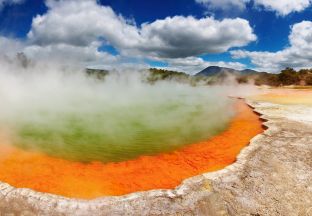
[253,67,312,86]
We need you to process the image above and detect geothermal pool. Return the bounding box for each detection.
[0,70,263,198]
[0,75,233,163]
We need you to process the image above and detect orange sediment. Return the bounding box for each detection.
[0,100,263,199]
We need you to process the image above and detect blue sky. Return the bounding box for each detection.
[0,0,312,73]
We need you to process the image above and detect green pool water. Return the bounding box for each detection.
[0,74,233,163]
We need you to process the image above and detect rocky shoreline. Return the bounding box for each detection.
[0,100,311,215]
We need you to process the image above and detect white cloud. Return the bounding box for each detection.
[254,0,312,16]
[136,16,256,58]
[0,0,253,73]
[0,36,24,57]
[28,0,256,59]
[195,0,249,11]
[23,41,118,65]
[196,0,312,16]
[231,21,312,72]
[163,57,246,74]
[0,0,24,10]
[28,0,140,48]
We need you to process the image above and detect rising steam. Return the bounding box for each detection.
[0,59,252,163]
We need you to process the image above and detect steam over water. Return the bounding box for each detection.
[0,63,234,162]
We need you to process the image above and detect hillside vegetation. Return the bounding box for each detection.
[85,67,312,87]
[253,68,312,86]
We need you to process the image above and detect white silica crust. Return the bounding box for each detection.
[0,99,311,216]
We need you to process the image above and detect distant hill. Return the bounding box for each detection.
[240,69,259,74]
[195,66,258,77]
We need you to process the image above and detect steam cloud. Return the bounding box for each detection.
[0,59,257,163]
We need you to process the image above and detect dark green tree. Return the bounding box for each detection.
[278,67,299,85]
